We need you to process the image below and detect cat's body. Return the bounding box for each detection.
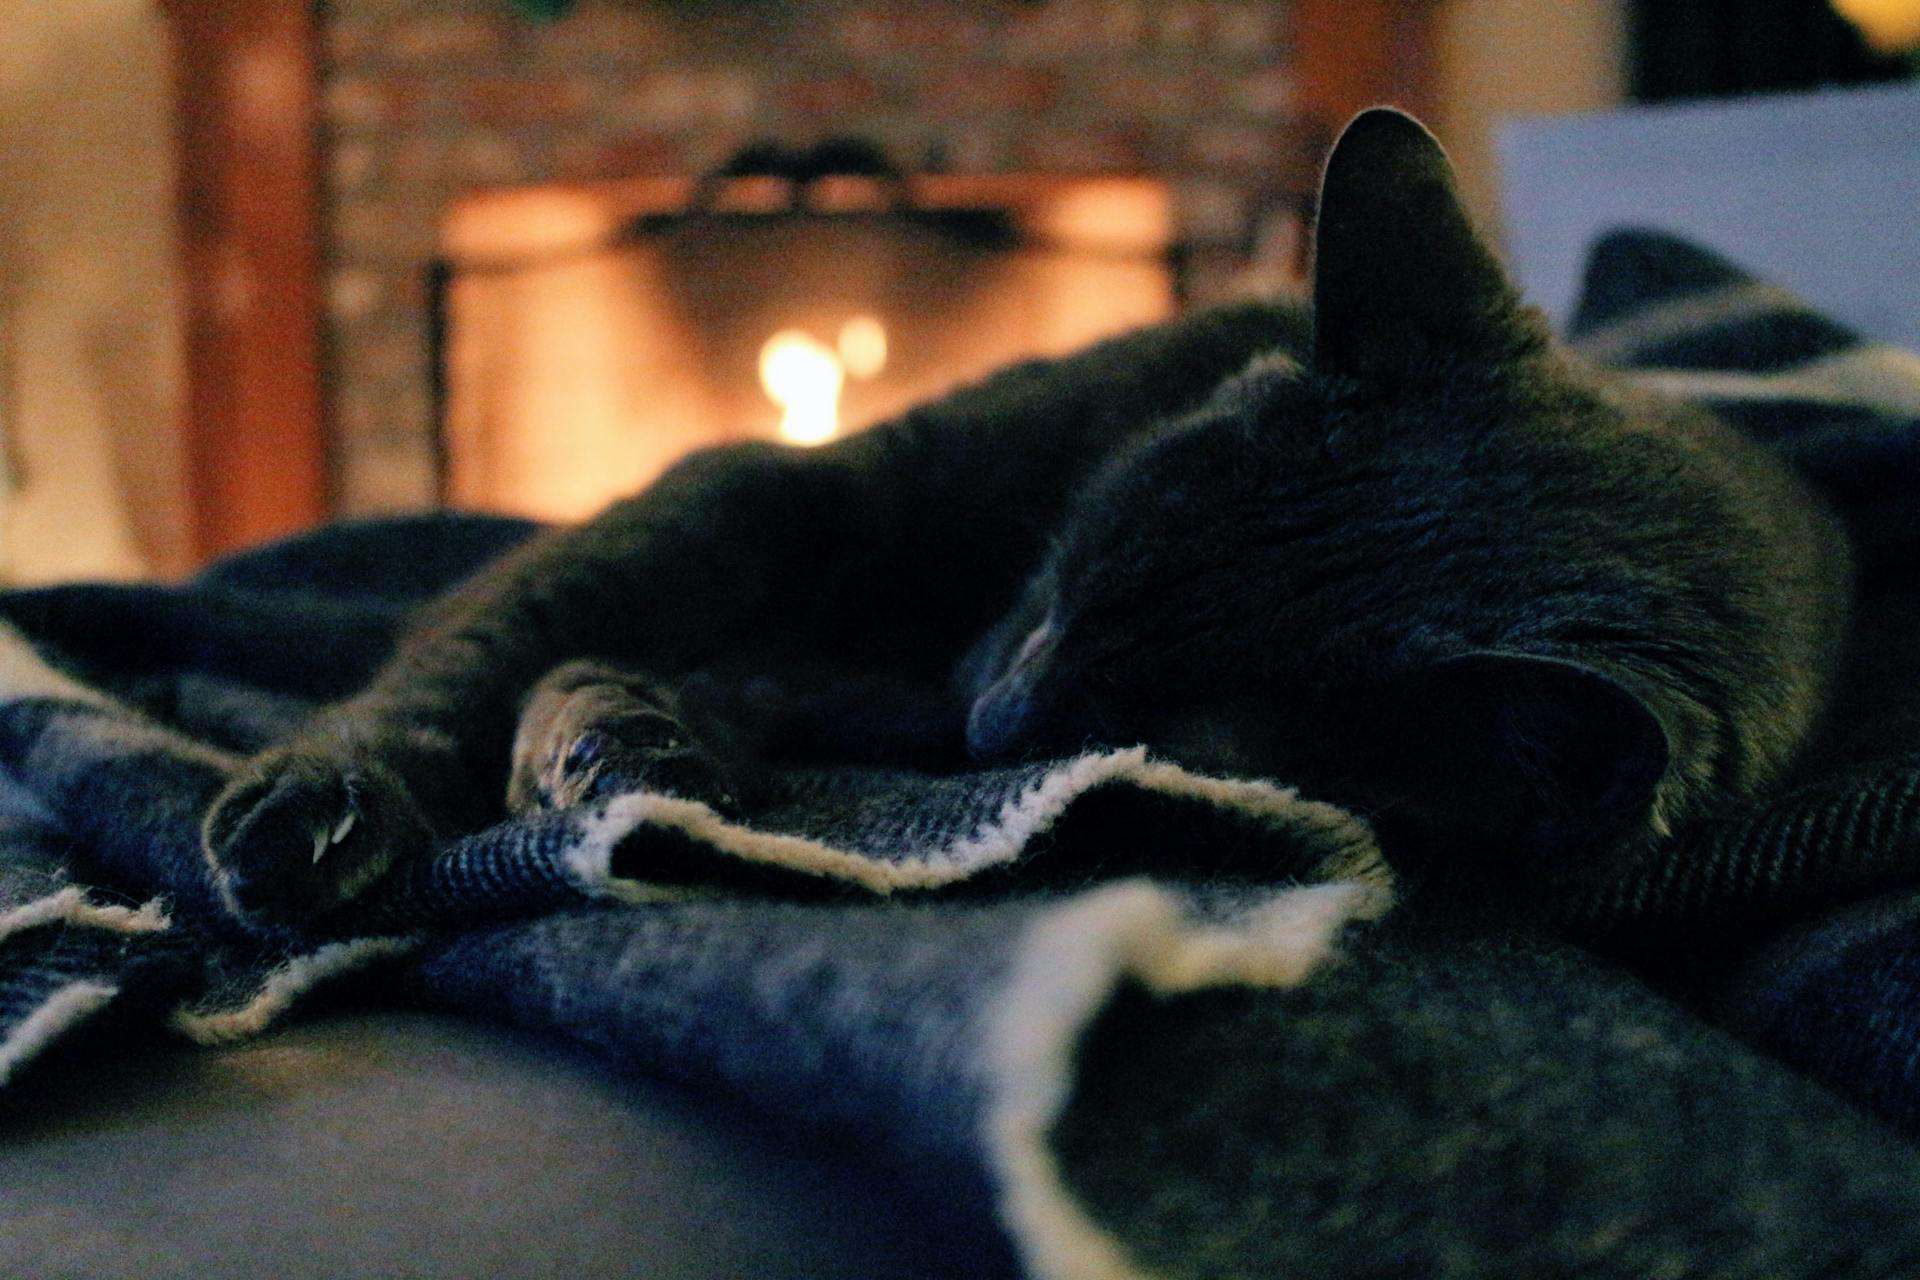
[202,110,1852,927]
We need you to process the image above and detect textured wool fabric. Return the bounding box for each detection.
[0,569,1387,1056]
[1050,923,1920,1280]
[1553,230,1920,1141]
[0,530,1408,1277]
[14,537,1920,1279]
[7,234,1920,1275]
[1722,890,1920,1135]
[419,903,1920,1280]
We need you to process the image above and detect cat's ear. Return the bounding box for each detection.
[1382,652,1670,860]
[1311,108,1537,378]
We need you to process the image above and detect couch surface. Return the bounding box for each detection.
[0,1010,1017,1279]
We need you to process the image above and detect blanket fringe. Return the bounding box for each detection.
[0,887,171,946]
[170,936,421,1045]
[567,748,1387,900]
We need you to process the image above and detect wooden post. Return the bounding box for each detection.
[162,0,330,563]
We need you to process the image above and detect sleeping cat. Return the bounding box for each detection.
[201,109,1853,927]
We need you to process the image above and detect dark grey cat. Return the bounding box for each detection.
[202,109,1852,927]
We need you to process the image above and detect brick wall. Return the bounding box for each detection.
[319,0,1307,513]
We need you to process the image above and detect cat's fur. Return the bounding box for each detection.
[202,110,1852,927]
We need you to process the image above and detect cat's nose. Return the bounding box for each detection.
[966,619,1100,761]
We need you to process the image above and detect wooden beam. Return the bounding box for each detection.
[162,0,330,563]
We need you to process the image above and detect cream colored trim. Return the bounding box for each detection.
[1623,343,1920,417]
[1571,282,1806,366]
[169,935,421,1045]
[0,886,171,945]
[564,748,1386,899]
[0,980,118,1086]
[1117,759,1389,888]
[984,879,1390,1280]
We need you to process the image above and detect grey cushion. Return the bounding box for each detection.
[0,1011,1016,1279]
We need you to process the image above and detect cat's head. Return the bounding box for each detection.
[966,108,1694,875]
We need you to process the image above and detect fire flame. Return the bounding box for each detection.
[758,315,889,447]
[759,330,843,446]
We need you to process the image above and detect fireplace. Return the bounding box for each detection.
[294,0,1450,526]
[434,149,1185,519]
[109,0,1454,550]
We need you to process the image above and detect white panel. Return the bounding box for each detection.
[1498,83,1920,346]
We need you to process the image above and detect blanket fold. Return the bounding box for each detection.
[412,889,1920,1280]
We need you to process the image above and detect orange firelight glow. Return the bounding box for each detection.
[837,314,889,380]
[1833,0,1920,50]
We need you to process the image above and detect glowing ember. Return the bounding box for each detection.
[759,329,844,446]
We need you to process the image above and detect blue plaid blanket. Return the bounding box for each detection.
[7,232,1920,1279]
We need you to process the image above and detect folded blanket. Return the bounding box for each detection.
[9,591,1920,1279]
[8,233,1920,1278]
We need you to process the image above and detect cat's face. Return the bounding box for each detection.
[967,109,1675,871]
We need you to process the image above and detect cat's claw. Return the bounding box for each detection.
[310,811,358,864]
[202,750,429,931]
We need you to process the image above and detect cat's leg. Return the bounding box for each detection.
[507,660,746,814]
[200,443,844,928]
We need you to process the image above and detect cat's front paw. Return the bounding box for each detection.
[202,748,432,930]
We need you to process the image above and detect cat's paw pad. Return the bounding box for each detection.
[202,751,430,930]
